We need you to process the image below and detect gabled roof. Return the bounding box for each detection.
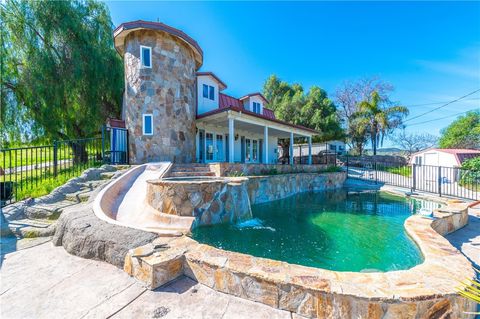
[239,92,269,104]
[219,93,275,119]
[113,20,203,68]
[196,72,227,90]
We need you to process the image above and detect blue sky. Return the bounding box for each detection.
[105,1,480,146]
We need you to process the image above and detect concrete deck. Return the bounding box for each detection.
[0,242,292,319]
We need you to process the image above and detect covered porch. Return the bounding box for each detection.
[195,108,317,165]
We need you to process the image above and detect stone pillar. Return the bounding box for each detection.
[263,126,269,164]
[308,136,312,165]
[289,132,294,165]
[228,118,234,163]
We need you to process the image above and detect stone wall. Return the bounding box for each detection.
[145,172,346,227]
[125,198,476,318]
[123,30,197,164]
[146,177,252,227]
[209,162,330,177]
[247,172,346,205]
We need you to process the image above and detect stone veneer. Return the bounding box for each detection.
[208,162,330,177]
[125,196,476,318]
[146,177,252,227]
[123,30,197,164]
[145,172,346,226]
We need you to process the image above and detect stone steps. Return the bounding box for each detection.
[169,171,216,177]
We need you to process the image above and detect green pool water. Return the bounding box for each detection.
[191,188,440,272]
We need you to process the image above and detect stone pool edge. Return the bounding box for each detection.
[124,193,477,318]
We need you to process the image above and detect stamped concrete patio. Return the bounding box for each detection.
[0,241,295,319]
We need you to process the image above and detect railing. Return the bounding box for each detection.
[1,127,129,207]
[345,158,480,200]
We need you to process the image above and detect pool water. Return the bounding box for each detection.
[191,189,439,272]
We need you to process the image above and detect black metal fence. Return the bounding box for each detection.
[0,127,129,207]
[345,158,480,200]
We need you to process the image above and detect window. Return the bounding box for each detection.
[202,84,215,100]
[252,102,261,113]
[209,86,215,100]
[245,139,251,161]
[415,156,422,165]
[142,114,153,135]
[203,84,209,98]
[252,140,258,161]
[140,46,152,68]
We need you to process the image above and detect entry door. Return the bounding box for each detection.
[205,132,214,162]
[216,134,224,162]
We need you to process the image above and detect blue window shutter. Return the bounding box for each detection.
[209,86,215,100]
[203,84,208,98]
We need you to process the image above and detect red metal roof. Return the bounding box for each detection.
[107,118,126,129]
[262,107,275,120]
[219,93,243,109]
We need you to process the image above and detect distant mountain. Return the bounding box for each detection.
[364,148,405,155]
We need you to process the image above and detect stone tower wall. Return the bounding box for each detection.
[123,30,197,164]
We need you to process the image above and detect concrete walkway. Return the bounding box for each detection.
[0,243,292,319]
[445,208,480,269]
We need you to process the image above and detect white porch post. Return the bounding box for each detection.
[308,136,312,165]
[289,132,294,165]
[228,117,234,163]
[263,126,269,164]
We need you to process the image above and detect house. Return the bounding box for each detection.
[409,148,480,167]
[113,20,317,165]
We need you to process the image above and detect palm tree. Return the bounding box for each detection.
[357,91,409,155]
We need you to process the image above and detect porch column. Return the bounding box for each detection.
[308,136,312,165]
[228,118,234,163]
[289,132,294,165]
[263,126,269,164]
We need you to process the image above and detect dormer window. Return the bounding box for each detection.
[140,46,152,68]
[202,84,215,100]
[252,102,261,113]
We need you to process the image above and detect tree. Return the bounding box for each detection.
[263,75,344,161]
[1,0,123,154]
[390,130,438,160]
[439,111,480,149]
[355,91,409,155]
[335,77,397,155]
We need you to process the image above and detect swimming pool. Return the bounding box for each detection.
[191,188,440,272]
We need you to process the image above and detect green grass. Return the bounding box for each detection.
[3,161,102,201]
[379,165,412,177]
[1,141,102,169]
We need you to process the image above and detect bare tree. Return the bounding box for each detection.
[390,130,438,160]
[335,77,396,155]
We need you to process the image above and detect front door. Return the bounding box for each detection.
[216,134,224,162]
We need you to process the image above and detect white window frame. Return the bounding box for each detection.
[142,114,153,135]
[140,45,152,69]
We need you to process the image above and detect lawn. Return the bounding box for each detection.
[378,165,412,177]
[2,161,102,202]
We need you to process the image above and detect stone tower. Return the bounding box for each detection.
[114,21,203,164]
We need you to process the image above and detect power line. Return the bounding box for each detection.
[405,97,480,108]
[403,89,480,123]
[406,109,478,126]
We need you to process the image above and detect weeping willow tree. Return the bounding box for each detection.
[1,0,123,158]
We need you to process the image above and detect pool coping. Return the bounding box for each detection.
[124,188,477,318]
